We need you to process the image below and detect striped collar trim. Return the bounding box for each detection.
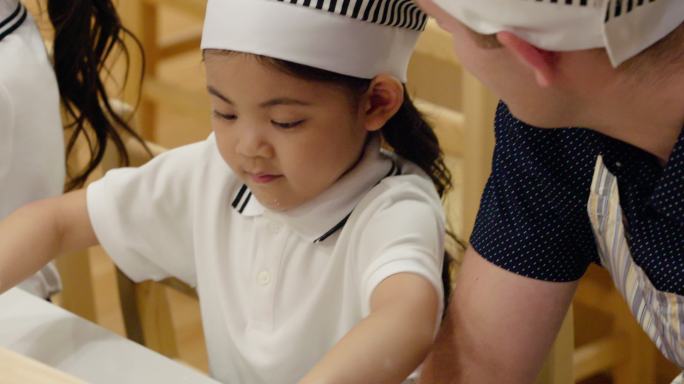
[230,139,402,243]
[0,2,26,43]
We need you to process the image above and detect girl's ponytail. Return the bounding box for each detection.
[47,0,146,191]
[381,90,452,198]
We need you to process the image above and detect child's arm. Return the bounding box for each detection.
[300,272,439,384]
[0,190,98,293]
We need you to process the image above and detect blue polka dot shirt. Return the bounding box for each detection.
[470,103,684,295]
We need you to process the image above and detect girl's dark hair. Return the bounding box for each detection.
[250,54,459,311]
[47,0,147,191]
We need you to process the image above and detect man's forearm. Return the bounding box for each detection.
[419,247,578,384]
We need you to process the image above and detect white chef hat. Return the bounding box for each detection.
[201,0,429,82]
[430,0,684,67]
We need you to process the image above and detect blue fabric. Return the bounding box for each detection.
[471,103,684,295]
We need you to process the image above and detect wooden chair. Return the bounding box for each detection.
[572,266,657,384]
[92,111,198,359]
[116,0,206,141]
[411,20,498,240]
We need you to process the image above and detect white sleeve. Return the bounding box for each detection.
[0,82,14,181]
[86,143,204,286]
[355,190,445,318]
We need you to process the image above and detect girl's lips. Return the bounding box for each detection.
[249,173,282,184]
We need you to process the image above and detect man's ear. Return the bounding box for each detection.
[497,31,560,87]
[360,74,404,132]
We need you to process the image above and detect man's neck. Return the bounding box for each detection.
[581,75,683,166]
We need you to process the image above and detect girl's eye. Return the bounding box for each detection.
[213,111,237,120]
[272,120,304,129]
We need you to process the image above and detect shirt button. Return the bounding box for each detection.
[269,222,281,234]
[257,270,271,286]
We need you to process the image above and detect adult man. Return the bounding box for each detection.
[414,1,684,383]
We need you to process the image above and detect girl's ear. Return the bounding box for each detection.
[496,31,559,87]
[360,75,404,132]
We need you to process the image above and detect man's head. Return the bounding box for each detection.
[416,0,684,129]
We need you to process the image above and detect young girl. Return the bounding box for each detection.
[0,0,453,382]
[0,0,143,297]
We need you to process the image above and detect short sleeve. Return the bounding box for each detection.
[87,142,206,286]
[0,83,14,179]
[354,181,445,317]
[470,103,600,282]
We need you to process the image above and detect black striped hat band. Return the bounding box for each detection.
[0,2,27,43]
[271,0,428,31]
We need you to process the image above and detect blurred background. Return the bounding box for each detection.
[22,1,681,383]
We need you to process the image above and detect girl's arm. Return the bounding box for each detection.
[0,190,98,293]
[300,272,439,384]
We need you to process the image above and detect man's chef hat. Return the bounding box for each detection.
[430,0,684,67]
[201,0,429,81]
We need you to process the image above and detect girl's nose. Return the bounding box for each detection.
[235,126,274,159]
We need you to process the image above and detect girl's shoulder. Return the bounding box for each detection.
[0,13,54,99]
[350,151,444,228]
[376,149,441,202]
[112,133,241,192]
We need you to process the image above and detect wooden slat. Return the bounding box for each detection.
[142,0,206,19]
[0,347,85,384]
[158,27,202,59]
[415,98,464,157]
[414,19,460,65]
[573,335,628,382]
[461,73,498,239]
[535,308,575,384]
[142,78,209,116]
[574,275,621,311]
[54,250,97,322]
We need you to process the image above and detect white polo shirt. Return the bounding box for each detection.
[87,134,445,384]
[1,0,64,297]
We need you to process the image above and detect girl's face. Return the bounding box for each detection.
[205,53,370,211]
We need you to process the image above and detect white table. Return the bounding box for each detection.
[0,288,219,384]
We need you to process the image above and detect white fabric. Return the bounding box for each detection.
[87,134,445,384]
[0,0,64,298]
[200,0,422,81]
[431,0,684,67]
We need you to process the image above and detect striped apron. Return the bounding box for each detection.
[587,155,684,383]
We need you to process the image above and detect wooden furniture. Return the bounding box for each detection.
[97,130,197,359]
[116,0,206,140]
[411,19,497,240]
[0,347,85,384]
[0,288,218,384]
[572,266,657,384]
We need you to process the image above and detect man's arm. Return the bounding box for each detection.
[0,190,98,293]
[419,246,578,384]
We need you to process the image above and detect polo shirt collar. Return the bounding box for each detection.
[0,1,26,43]
[230,136,400,242]
[650,126,684,227]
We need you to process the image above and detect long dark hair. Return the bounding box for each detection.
[47,0,147,191]
[251,54,458,311]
